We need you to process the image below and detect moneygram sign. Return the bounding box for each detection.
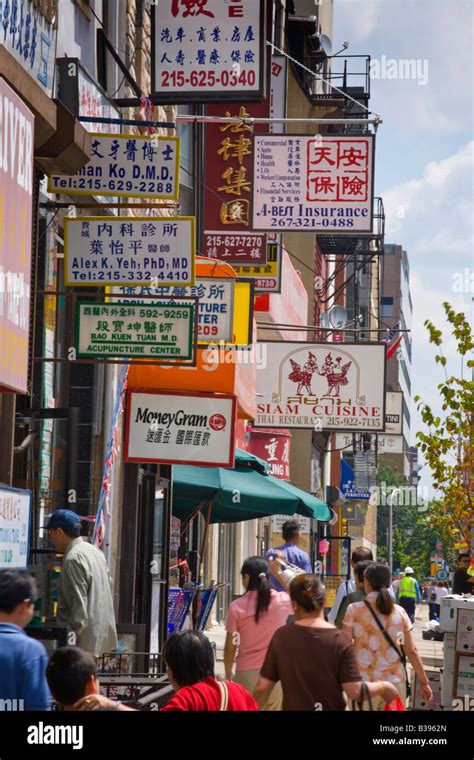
[125,390,236,467]
[0,79,34,394]
[256,343,386,431]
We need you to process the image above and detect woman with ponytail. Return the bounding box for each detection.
[254,573,399,710]
[224,556,292,710]
[342,562,433,709]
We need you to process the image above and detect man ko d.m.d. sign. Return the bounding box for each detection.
[124,390,237,467]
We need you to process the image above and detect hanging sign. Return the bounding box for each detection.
[125,390,236,467]
[247,429,291,480]
[0,0,58,96]
[48,134,180,199]
[385,391,404,435]
[232,238,282,293]
[64,216,195,286]
[253,135,375,232]
[256,342,386,430]
[0,486,32,570]
[152,0,265,103]
[0,79,34,394]
[76,301,195,361]
[335,432,404,454]
[116,278,235,343]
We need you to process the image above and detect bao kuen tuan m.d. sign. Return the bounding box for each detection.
[256,343,386,431]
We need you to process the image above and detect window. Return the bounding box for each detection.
[381,296,394,317]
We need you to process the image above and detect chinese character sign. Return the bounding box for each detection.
[232,238,282,293]
[116,278,235,343]
[76,301,195,361]
[48,134,180,200]
[253,136,375,232]
[0,0,57,96]
[247,429,291,480]
[152,0,264,101]
[256,343,386,430]
[64,216,195,286]
[0,486,31,569]
[0,78,34,394]
[125,390,237,467]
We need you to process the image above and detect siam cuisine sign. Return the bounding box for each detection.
[253,135,374,232]
[256,343,386,431]
[152,0,265,102]
[125,390,236,467]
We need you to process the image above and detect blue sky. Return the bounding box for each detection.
[334,0,474,497]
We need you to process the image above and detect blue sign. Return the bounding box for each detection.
[340,459,371,501]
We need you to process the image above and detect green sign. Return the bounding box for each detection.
[76,302,195,360]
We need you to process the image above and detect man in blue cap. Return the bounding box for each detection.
[43,509,117,657]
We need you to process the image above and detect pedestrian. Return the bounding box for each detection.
[253,574,399,711]
[327,546,375,624]
[452,554,474,595]
[0,570,51,711]
[43,509,117,657]
[397,566,422,623]
[46,646,132,711]
[334,560,372,628]
[391,572,405,598]
[224,556,293,710]
[342,563,433,710]
[265,519,312,591]
[434,581,449,619]
[428,580,438,621]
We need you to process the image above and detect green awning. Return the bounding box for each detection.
[172,449,330,524]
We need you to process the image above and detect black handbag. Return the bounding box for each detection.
[363,600,412,697]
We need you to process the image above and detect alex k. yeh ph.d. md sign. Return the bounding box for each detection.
[48,134,180,200]
[256,343,386,431]
[124,390,236,467]
[252,135,374,232]
[64,217,195,286]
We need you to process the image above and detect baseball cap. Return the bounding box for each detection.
[41,509,82,533]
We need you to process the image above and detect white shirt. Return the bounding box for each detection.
[435,586,449,605]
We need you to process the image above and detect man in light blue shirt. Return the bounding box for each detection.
[0,570,51,711]
[265,519,312,591]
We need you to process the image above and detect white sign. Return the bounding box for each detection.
[125,390,237,467]
[64,216,195,286]
[76,301,195,360]
[256,343,386,430]
[0,0,57,96]
[115,278,235,343]
[271,515,310,534]
[386,391,403,435]
[152,0,264,101]
[253,135,374,232]
[0,486,31,569]
[48,134,180,199]
[335,433,404,454]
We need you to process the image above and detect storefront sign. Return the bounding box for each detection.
[125,390,236,467]
[232,238,282,292]
[57,59,121,134]
[271,514,310,534]
[0,78,34,393]
[386,391,403,435]
[253,135,374,232]
[203,232,266,265]
[76,301,195,360]
[340,458,371,501]
[116,278,235,343]
[335,432,404,455]
[248,429,291,480]
[0,486,31,569]
[0,0,57,96]
[64,216,195,286]
[152,0,265,102]
[48,134,180,199]
[256,342,386,430]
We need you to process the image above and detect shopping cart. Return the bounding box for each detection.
[167,587,195,632]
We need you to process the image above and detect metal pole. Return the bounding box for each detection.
[175,115,382,126]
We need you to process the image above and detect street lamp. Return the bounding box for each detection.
[388,488,402,572]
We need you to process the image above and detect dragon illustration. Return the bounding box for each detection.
[288,352,352,396]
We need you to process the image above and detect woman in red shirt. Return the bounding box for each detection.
[161,631,258,711]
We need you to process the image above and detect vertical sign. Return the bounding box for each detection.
[0,79,34,393]
[152,0,265,102]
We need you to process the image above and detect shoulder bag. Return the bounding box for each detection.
[363,600,411,697]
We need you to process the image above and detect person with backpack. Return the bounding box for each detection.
[342,563,433,710]
[397,566,422,623]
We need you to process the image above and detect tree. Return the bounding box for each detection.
[414,303,474,553]
[376,458,433,579]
